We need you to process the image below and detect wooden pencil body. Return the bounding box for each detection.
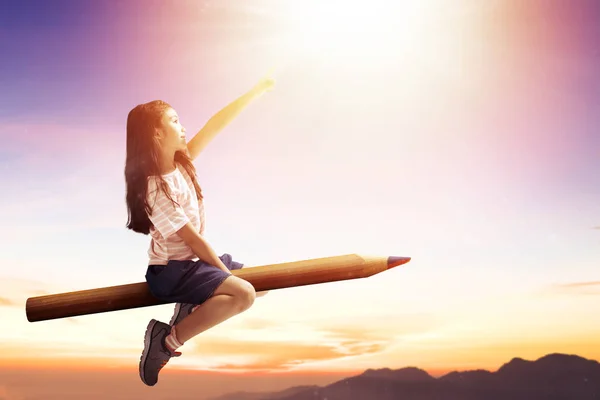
[25,254,406,322]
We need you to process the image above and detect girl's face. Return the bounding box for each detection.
[157,107,187,153]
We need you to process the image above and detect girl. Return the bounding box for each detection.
[124,76,274,386]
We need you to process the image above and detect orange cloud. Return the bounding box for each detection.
[236,317,285,331]
[321,326,391,341]
[0,297,15,306]
[550,281,600,295]
[197,313,442,371]
[0,277,55,296]
[184,321,399,371]
[187,338,376,370]
[29,289,50,296]
[557,281,600,288]
[317,312,442,338]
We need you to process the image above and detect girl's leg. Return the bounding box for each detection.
[174,275,256,343]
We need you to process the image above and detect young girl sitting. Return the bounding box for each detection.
[124,76,274,386]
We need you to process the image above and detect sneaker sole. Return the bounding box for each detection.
[169,304,182,326]
[139,319,159,386]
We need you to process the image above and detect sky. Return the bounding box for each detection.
[0,0,599,398]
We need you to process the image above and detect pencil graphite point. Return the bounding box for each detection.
[387,256,411,269]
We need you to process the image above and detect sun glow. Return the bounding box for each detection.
[282,0,433,57]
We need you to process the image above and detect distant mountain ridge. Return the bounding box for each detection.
[211,353,600,400]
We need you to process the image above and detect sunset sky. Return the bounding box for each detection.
[1,0,599,398]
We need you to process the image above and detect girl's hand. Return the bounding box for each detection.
[253,75,275,95]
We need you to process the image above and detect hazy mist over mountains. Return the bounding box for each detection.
[211,353,600,400]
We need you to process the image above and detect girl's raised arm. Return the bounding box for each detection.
[187,76,275,160]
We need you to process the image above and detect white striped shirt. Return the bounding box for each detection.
[146,164,205,265]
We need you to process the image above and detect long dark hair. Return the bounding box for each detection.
[124,100,202,235]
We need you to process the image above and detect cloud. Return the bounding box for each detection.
[188,337,385,371]
[183,315,439,371]
[236,317,282,331]
[0,277,58,298]
[29,289,50,296]
[0,277,75,314]
[185,322,397,371]
[0,297,15,306]
[549,281,600,295]
[557,281,600,288]
[192,312,443,371]
[315,312,442,338]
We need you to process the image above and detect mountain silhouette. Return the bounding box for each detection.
[212,353,600,400]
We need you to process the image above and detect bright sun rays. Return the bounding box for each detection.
[280,1,429,55]
[196,0,494,102]
[232,1,486,53]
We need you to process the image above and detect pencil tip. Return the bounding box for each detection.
[387,256,411,269]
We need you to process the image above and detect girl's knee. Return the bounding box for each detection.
[234,279,256,312]
[214,275,256,312]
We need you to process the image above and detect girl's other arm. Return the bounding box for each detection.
[176,223,231,274]
[187,76,275,160]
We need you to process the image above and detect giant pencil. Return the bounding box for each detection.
[25,254,410,322]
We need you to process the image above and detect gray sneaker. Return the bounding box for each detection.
[169,303,197,326]
[139,319,181,386]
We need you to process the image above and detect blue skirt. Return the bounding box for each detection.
[145,253,244,305]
